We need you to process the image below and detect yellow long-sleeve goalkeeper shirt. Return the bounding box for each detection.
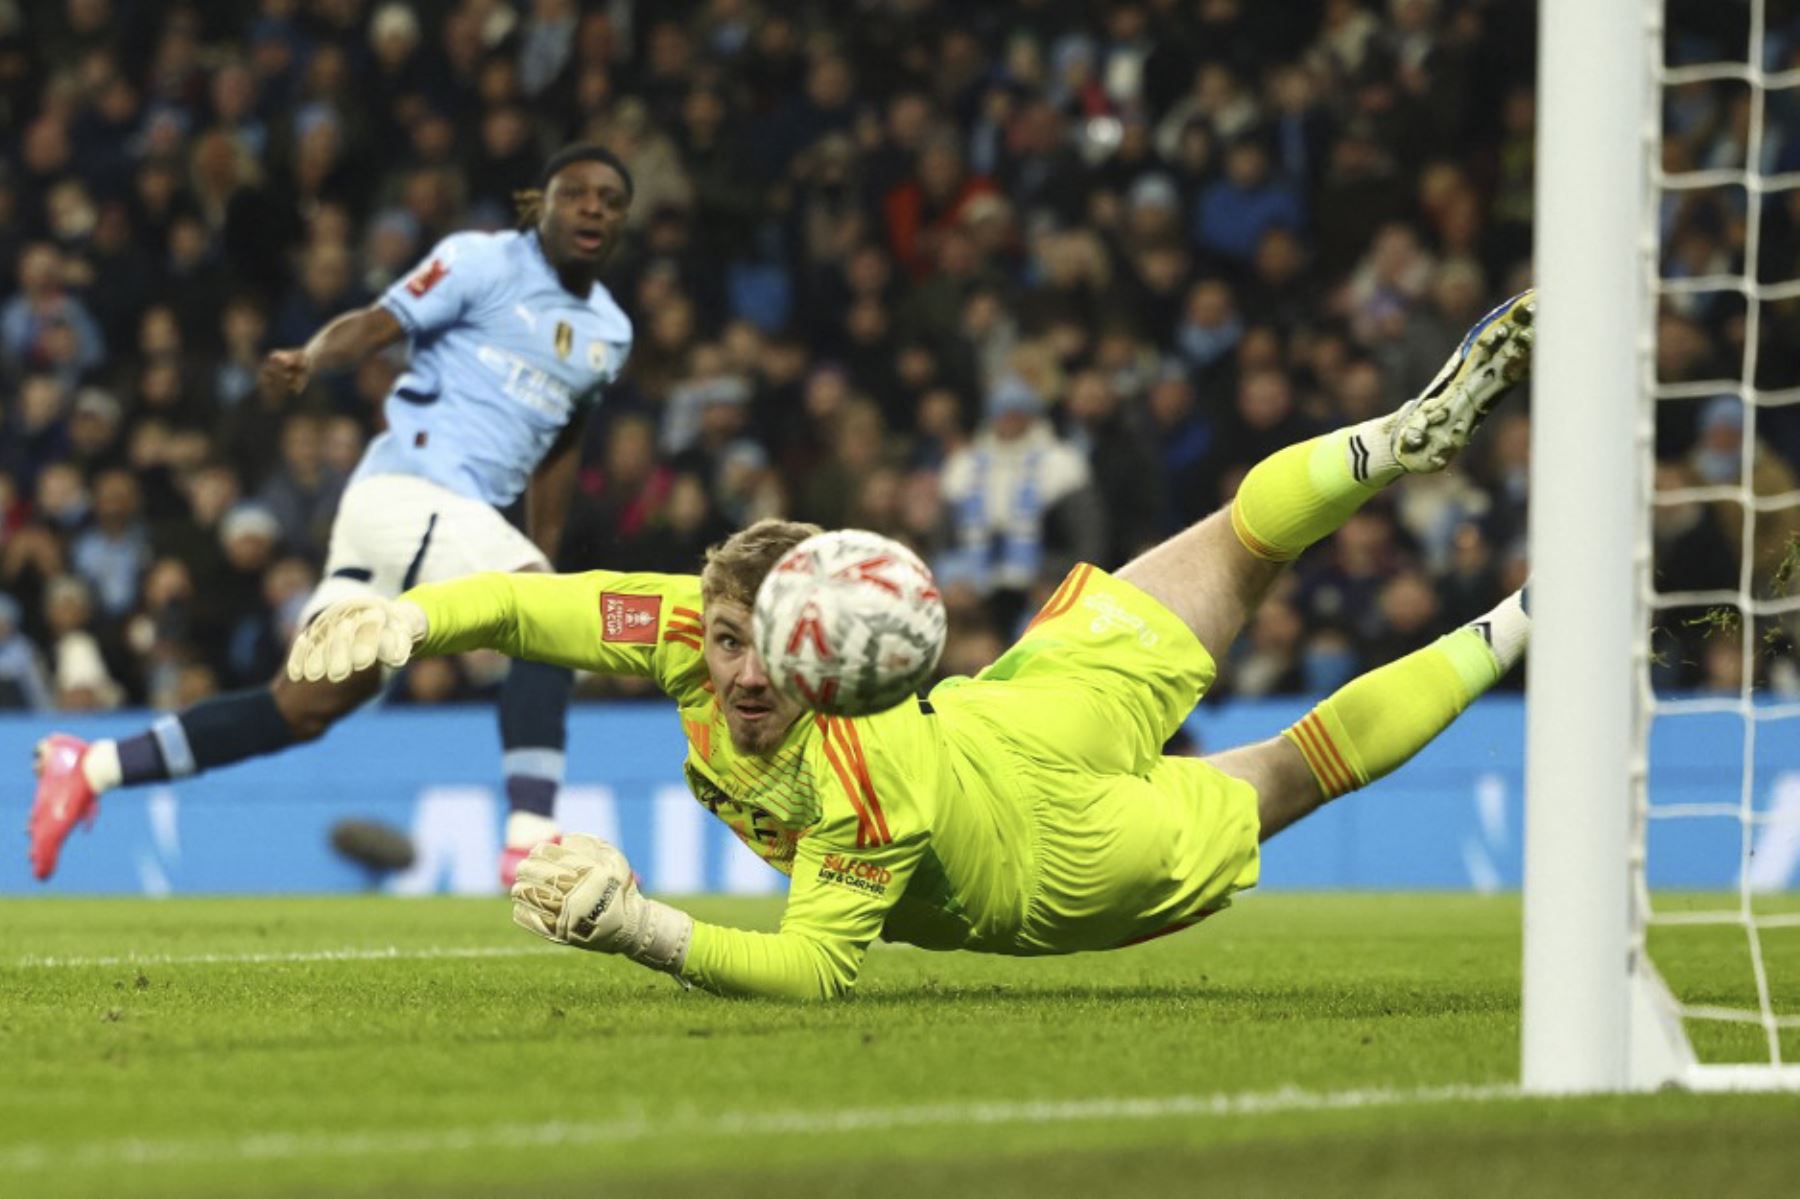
[404,569,1034,1000]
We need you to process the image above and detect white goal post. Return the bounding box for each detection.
[1524,0,1800,1093]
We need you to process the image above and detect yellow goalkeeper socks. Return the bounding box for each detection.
[1285,591,1529,800]
[1230,418,1402,562]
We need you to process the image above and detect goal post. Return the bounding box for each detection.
[1522,0,1646,1095]
[1524,0,1800,1094]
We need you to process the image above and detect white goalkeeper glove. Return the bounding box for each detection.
[510,834,693,973]
[285,597,429,683]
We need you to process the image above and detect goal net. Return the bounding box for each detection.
[1525,0,1800,1092]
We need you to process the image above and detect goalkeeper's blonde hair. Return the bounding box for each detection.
[701,519,823,610]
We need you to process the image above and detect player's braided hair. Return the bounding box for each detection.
[701,519,824,611]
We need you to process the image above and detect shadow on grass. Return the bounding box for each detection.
[841,980,1511,1020]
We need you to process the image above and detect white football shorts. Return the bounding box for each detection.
[300,474,548,624]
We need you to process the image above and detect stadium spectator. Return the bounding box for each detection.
[940,372,1103,629]
[882,132,999,281]
[70,468,149,621]
[1231,585,1310,698]
[1650,460,1740,692]
[1,244,105,386]
[1175,277,1245,385]
[67,387,126,473]
[42,574,122,711]
[0,592,52,711]
[256,413,347,560]
[1064,367,1163,566]
[1193,138,1304,267]
[560,414,660,561]
[1689,396,1800,591]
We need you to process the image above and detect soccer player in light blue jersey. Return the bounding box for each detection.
[29,146,637,886]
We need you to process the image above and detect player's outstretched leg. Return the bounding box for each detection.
[1120,289,1535,655]
[498,659,575,887]
[27,671,378,881]
[1231,288,1536,563]
[1212,588,1530,840]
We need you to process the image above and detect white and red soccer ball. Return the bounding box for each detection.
[752,529,947,716]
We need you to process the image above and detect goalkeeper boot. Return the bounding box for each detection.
[28,734,100,881]
[500,810,560,889]
[1393,289,1536,473]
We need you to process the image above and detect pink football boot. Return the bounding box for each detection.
[29,734,99,881]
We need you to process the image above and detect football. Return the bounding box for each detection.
[752,529,947,716]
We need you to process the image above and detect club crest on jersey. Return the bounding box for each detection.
[405,258,448,298]
[588,341,608,372]
[554,320,573,361]
[601,592,660,644]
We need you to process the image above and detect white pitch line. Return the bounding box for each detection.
[6,944,559,970]
[0,1082,1522,1174]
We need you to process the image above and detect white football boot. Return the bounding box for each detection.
[1392,289,1536,473]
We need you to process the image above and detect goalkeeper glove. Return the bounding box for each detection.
[510,834,693,973]
[286,596,428,683]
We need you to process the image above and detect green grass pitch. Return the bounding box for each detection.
[5,894,1799,1198]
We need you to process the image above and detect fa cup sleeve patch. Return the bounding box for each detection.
[405,258,448,298]
[601,592,662,644]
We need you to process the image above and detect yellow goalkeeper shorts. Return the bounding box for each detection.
[932,565,1262,952]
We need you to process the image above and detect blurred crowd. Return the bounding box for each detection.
[0,0,1794,714]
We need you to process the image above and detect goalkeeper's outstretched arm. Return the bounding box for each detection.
[510,808,927,1001]
[286,569,707,686]
[406,570,688,676]
[680,822,926,999]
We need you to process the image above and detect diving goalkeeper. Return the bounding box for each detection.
[289,293,1537,1000]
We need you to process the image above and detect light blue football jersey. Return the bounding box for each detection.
[355,229,633,507]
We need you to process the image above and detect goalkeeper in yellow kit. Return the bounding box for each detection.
[289,293,1537,1000]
